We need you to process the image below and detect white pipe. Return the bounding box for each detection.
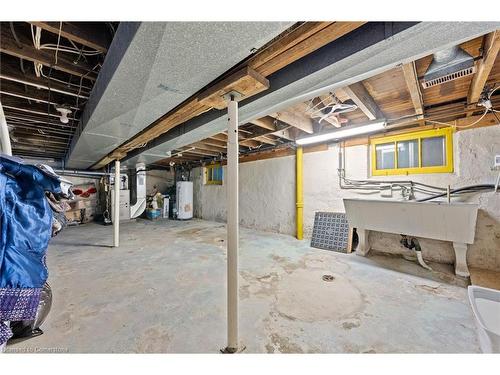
[225,94,239,352]
[0,101,13,156]
[113,160,120,247]
[416,251,433,271]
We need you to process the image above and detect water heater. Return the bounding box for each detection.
[176,181,193,220]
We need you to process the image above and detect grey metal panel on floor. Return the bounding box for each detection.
[311,212,350,253]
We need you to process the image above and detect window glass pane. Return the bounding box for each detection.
[218,166,223,181]
[375,143,395,170]
[397,139,419,168]
[208,167,213,182]
[215,166,221,181]
[422,136,445,167]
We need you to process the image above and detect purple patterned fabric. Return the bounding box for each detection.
[0,287,41,345]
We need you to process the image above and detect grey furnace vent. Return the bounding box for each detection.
[422,46,475,89]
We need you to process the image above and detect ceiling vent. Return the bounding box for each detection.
[421,46,475,89]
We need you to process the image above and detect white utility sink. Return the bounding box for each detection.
[343,198,479,277]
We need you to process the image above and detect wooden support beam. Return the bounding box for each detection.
[339,82,383,120]
[29,22,110,53]
[401,62,424,117]
[467,30,500,116]
[0,24,98,80]
[197,66,269,110]
[249,23,333,70]
[91,22,367,168]
[270,109,314,134]
[251,22,367,77]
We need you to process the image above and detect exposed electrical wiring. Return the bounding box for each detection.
[336,130,499,202]
[54,22,63,66]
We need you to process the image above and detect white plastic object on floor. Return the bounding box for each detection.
[468,285,500,353]
[416,251,433,271]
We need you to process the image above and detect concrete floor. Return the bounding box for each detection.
[7,219,480,353]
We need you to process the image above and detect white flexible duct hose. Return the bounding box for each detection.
[130,162,147,219]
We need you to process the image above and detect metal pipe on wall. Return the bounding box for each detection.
[0,101,13,156]
[224,93,240,353]
[55,169,112,177]
[113,160,120,247]
[296,146,304,240]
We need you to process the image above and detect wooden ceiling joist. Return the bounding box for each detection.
[0,81,79,110]
[1,102,79,122]
[92,22,368,169]
[29,22,110,53]
[0,25,98,81]
[0,69,90,99]
[401,62,424,117]
[270,109,314,134]
[467,30,500,116]
[338,82,384,120]
[249,116,277,130]
[7,123,74,136]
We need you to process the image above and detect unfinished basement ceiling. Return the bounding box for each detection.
[0,22,117,160]
[119,22,499,168]
[66,22,293,169]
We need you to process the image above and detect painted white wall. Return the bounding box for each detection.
[192,126,500,271]
[193,156,296,233]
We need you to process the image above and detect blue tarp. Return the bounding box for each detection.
[0,154,61,345]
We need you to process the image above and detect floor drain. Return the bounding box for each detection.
[322,274,335,282]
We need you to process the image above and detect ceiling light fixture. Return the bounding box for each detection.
[55,106,72,124]
[296,120,386,146]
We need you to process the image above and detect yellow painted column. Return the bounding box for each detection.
[296,146,304,240]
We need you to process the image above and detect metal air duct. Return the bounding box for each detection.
[422,45,475,88]
[130,162,147,218]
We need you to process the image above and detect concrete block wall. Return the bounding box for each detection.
[192,126,500,271]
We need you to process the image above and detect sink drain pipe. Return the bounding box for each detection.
[400,235,432,271]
